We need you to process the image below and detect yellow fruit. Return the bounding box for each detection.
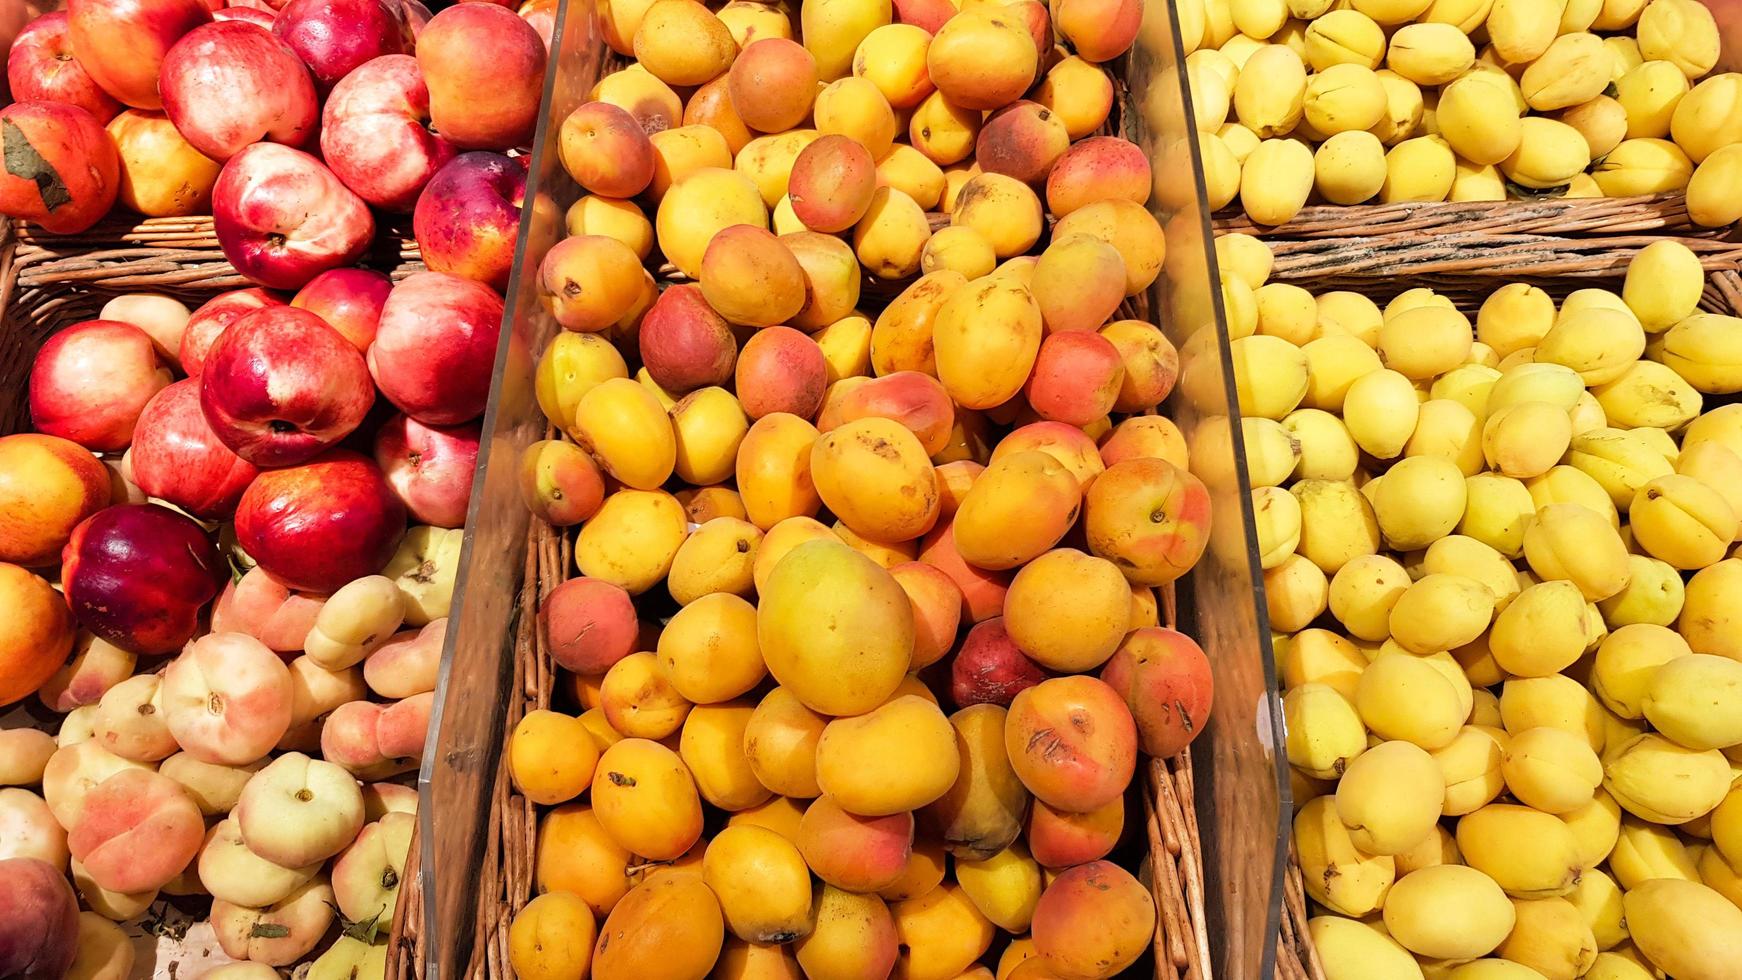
[1379,135,1456,203]
[1597,556,1684,628]
[1630,475,1738,569]
[703,826,814,944]
[667,517,761,606]
[1294,796,1397,916]
[1002,550,1131,672]
[794,886,898,980]
[757,540,914,715]
[509,893,597,980]
[1661,314,1742,394]
[953,843,1041,933]
[1456,804,1583,898]
[1603,733,1731,824]
[1640,654,1742,750]
[1501,118,1593,189]
[591,739,704,862]
[1386,22,1475,85]
[1240,138,1315,226]
[1490,580,1590,678]
[815,696,958,815]
[1434,725,1510,816]
[932,276,1042,411]
[1233,45,1307,136]
[1687,144,1742,227]
[1610,815,1699,888]
[1522,504,1631,601]
[1327,555,1411,642]
[1307,917,1424,980]
[1355,652,1466,750]
[592,873,725,980]
[1521,32,1610,111]
[1501,727,1603,814]
[1293,479,1382,574]
[682,702,773,812]
[1383,865,1516,960]
[890,884,995,980]
[924,704,1028,862]
[1497,896,1598,980]
[1594,361,1702,430]
[1342,369,1421,459]
[1284,683,1367,779]
[1373,456,1468,550]
[1285,409,1360,481]
[1590,624,1690,719]
[656,168,768,279]
[1334,739,1446,855]
[510,710,601,806]
[1304,9,1385,70]
[1623,879,1742,980]
[1388,573,1495,655]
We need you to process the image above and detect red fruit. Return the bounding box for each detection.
[234,450,408,593]
[61,503,227,656]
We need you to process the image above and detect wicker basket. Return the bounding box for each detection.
[1256,249,1742,979]
[0,214,429,979]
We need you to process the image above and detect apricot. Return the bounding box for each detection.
[638,284,736,397]
[1101,319,1180,412]
[559,101,655,198]
[759,539,916,715]
[1101,627,1215,757]
[593,873,725,980]
[919,520,1014,623]
[591,738,704,861]
[935,275,1044,410]
[684,74,756,154]
[927,8,1037,110]
[1046,136,1151,216]
[951,173,1045,258]
[1003,549,1132,672]
[816,696,959,815]
[1025,332,1126,427]
[1052,199,1166,295]
[1085,457,1212,585]
[785,234,863,332]
[795,886,900,979]
[1034,57,1114,139]
[681,701,774,812]
[788,134,878,233]
[922,703,1029,861]
[509,710,600,806]
[1031,861,1155,979]
[565,195,655,258]
[815,74,900,159]
[853,23,935,108]
[508,892,597,980]
[728,795,808,844]
[729,38,818,133]
[633,0,737,86]
[536,331,630,434]
[657,167,769,278]
[743,687,828,799]
[648,124,736,202]
[910,90,982,165]
[737,328,829,421]
[716,0,793,45]
[1027,796,1123,868]
[539,234,651,334]
[885,562,963,671]
[854,186,931,280]
[891,883,997,980]
[535,804,632,917]
[67,769,202,894]
[0,564,74,708]
[704,825,814,943]
[977,101,1069,185]
[599,651,692,741]
[880,837,949,903]
[797,796,915,893]
[670,386,751,486]
[1005,676,1137,812]
[1032,235,1128,335]
[542,577,638,678]
[699,225,808,327]
[811,416,942,543]
[952,450,1081,570]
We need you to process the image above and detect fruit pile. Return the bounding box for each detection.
[1186,0,1742,227]
[499,1,1221,977]
[0,0,553,971]
[1214,231,1742,977]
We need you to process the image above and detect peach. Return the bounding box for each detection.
[0,732,55,788]
[301,576,404,671]
[161,631,294,765]
[1045,136,1150,217]
[737,327,829,420]
[798,796,915,893]
[993,422,1104,490]
[1100,626,1213,758]
[1052,0,1139,62]
[281,655,369,752]
[1027,797,1123,868]
[647,124,734,202]
[179,287,283,378]
[330,810,414,923]
[29,320,170,453]
[543,577,638,676]
[197,817,319,908]
[853,23,934,109]
[819,371,955,458]
[1032,235,1126,336]
[1100,320,1179,412]
[159,753,265,816]
[90,674,177,763]
[364,619,445,699]
[918,520,1012,623]
[729,37,818,132]
[684,74,754,154]
[320,695,432,778]
[210,877,335,966]
[56,708,99,749]
[1053,200,1165,296]
[7,12,121,122]
[539,234,652,333]
[787,134,878,233]
[0,434,110,566]
[0,101,119,234]
[559,101,655,197]
[785,232,864,331]
[600,652,693,740]
[291,269,391,352]
[536,803,633,916]
[951,450,1081,571]
[0,789,68,868]
[39,743,148,831]
[890,562,964,671]
[699,225,808,327]
[1005,676,1137,812]
[0,857,78,980]
[409,150,527,292]
[1025,333,1126,428]
[416,3,545,149]
[1033,56,1112,139]
[637,283,737,395]
[1084,457,1211,586]
[592,65,684,134]
[98,293,191,364]
[319,54,453,213]
[66,911,133,980]
[926,8,1036,110]
[1031,861,1154,979]
[976,101,1069,185]
[235,752,366,867]
[1098,416,1188,470]
[211,567,325,653]
[158,21,318,162]
[37,634,135,714]
[949,617,1050,709]
[362,781,419,820]
[520,439,608,527]
[67,769,203,894]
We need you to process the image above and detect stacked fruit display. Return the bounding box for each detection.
[0,0,552,972]
[1185,0,1742,227]
[1211,231,1742,978]
[497,1,1222,978]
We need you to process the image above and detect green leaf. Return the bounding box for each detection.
[2,118,71,213]
[249,923,292,939]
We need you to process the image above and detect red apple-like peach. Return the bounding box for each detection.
[66,0,211,109]
[369,271,504,426]
[199,305,375,466]
[129,379,259,520]
[6,13,122,121]
[374,413,481,528]
[321,54,455,211]
[28,320,170,453]
[60,503,226,656]
[234,451,407,593]
[412,151,527,291]
[159,21,317,161]
[272,0,411,92]
[180,287,284,377]
[212,142,376,290]
[950,617,1050,709]
[290,268,392,351]
[0,101,119,233]
[416,2,544,149]
[0,857,79,980]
